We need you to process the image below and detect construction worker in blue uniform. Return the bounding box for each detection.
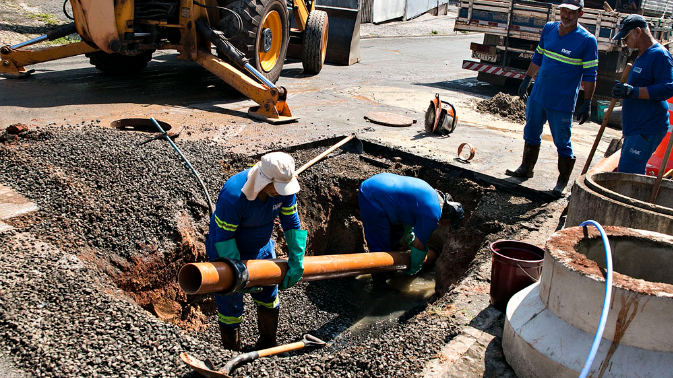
[506,0,598,197]
[206,152,306,351]
[358,173,464,286]
[611,14,673,174]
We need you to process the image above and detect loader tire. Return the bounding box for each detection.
[219,0,289,84]
[86,51,153,75]
[302,10,328,74]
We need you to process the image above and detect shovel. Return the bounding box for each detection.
[180,334,327,377]
[581,63,632,175]
[295,134,363,175]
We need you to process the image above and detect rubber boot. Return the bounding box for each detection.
[505,143,540,178]
[219,324,241,351]
[552,156,576,198]
[256,305,280,350]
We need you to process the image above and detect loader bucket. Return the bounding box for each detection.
[288,1,361,66]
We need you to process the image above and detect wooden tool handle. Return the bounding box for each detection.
[581,63,633,175]
[295,134,356,175]
[257,341,306,357]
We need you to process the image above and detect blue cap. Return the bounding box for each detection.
[613,14,648,40]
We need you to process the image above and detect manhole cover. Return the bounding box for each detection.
[364,112,415,127]
[111,118,172,132]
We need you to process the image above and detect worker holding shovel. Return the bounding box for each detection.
[358,173,464,287]
[611,14,673,174]
[206,152,306,351]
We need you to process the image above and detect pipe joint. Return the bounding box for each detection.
[214,257,249,295]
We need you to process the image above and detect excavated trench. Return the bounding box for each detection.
[0,125,551,376]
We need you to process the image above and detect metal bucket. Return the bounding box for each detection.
[489,240,544,311]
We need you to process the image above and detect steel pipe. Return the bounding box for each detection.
[179,249,438,295]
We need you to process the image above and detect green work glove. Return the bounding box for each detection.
[214,238,240,260]
[404,246,428,275]
[280,229,306,290]
[402,224,415,250]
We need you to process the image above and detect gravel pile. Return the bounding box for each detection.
[476,92,527,124]
[0,124,460,377]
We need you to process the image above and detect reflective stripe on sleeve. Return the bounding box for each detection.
[280,204,297,216]
[214,214,238,232]
[582,59,598,68]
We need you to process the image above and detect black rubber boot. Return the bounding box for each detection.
[552,156,577,198]
[505,143,540,179]
[219,324,241,351]
[256,306,280,350]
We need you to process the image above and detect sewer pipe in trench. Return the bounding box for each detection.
[179,250,438,295]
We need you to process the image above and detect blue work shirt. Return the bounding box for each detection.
[207,169,301,257]
[622,43,673,137]
[531,22,598,113]
[359,173,441,246]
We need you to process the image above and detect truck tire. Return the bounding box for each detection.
[302,10,328,74]
[86,51,153,75]
[220,0,289,84]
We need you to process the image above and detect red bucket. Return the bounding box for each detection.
[489,240,544,311]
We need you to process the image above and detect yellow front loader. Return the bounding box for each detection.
[0,0,331,123]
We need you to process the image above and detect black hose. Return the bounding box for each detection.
[149,118,214,215]
[63,0,74,20]
[193,0,242,40]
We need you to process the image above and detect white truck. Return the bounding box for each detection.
[454,0,673,98]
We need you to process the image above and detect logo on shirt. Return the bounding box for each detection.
[634,67,642,73]
[561,48,572,55]
[630,148,641,156]
[273,203,282,211]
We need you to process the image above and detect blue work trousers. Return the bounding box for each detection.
[523,97,574,158]
[358,190,406,252]
[618,130,667,174]
[207,238,279,329]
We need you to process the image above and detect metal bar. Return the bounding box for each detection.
[11,35,48,49]
[179,249,439,295]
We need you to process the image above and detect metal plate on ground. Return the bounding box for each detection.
[364,112,415,127]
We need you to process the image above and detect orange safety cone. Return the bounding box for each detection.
[646,97,673,177]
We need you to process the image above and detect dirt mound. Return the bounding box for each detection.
[476,92,527,124]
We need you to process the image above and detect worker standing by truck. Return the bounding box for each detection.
[611,14,673,174]
[358,173,464,287]
[206,152,306,351]
[505,0,598,197]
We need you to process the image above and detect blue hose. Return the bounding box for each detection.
[578,220,613,378]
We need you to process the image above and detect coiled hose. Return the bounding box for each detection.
[578,220,613,378]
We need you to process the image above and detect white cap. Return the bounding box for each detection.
[241,152,301,200]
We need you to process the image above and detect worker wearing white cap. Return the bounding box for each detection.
[206,152,306,351]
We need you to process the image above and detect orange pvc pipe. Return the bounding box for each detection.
[179,249,438,295]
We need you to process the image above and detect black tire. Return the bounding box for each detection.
[302,10,328,74]
[86,51,153,75]
[219,0,289,84]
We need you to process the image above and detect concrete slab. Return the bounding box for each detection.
[0,185,37,220]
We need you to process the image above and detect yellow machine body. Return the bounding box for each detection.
[0,0,327,123]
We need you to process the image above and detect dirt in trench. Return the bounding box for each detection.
[0,125,565,377]
[476,92,527,124]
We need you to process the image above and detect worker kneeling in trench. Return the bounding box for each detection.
[358,173,465,287]
[206,152,306,351]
